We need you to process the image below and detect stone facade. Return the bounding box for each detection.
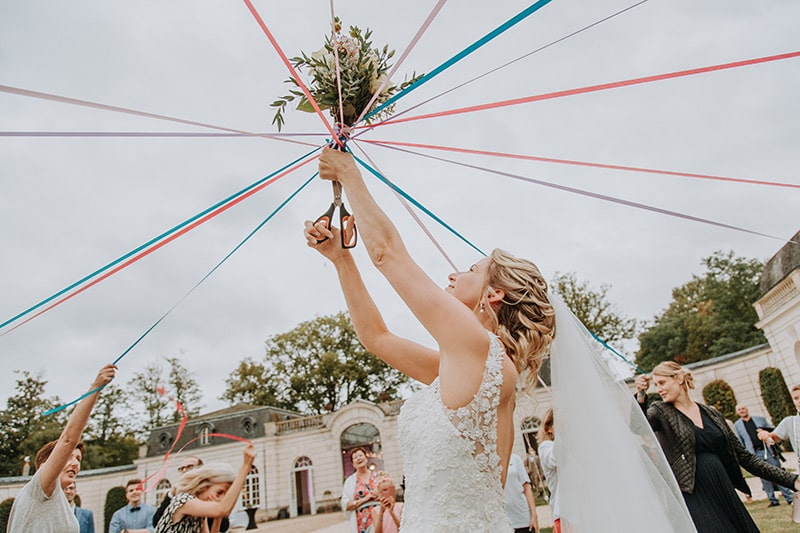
[3,232,798,531]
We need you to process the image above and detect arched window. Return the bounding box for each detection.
[199,425,211,446]
[340,423,382,479]
[242,465,261,508]
[521,416,541,452]
[295,456,313,469]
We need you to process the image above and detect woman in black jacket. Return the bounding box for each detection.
[636,361,799,532]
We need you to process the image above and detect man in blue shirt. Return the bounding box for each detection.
[64,482,94,533]
[109,479,156,533]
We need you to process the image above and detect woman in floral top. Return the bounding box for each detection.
[155,444,255,533]
[341,447,379,533]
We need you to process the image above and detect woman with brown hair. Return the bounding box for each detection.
[341,447,378,533]
[636,361,800,532]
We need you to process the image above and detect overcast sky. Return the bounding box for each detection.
[1,0,798,415]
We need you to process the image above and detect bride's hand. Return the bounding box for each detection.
[304,220,348,262]
[319,147,360,186]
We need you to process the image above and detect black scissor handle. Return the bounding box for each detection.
[314,202,336,244]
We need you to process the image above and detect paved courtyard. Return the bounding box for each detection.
[243,453,796,532]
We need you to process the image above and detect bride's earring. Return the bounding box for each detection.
[479,302,485,313]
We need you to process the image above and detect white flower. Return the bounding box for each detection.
[311,47,333,67]
[370,74,391,95]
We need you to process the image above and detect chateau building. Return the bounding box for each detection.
[2,230,799,532]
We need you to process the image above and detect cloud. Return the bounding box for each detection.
[1,0,798,412]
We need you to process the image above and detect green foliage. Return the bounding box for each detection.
[0,498,14,532]
[164,355,203,422]
[272,17,423,130]
[129,354,202,434]
[86,383,131,444]
[221,359,281,407]
[82,434,140,470]
[129,362,170,431]
[222,311,409,414]
[636,251,766,371]
[702,379,737,420]
[0,370,65,476]
[759,367,795,431]
[104,486,127,532]
[0,374,143,475]
[551,272,638,345]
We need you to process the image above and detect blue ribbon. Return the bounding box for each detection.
[352,154,484,256]
[42,173,318,416]
[3,147,321,333]
[365,0,554,121]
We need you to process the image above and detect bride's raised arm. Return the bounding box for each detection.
[309,148,489,380]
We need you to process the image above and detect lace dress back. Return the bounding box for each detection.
[397,333,511,531]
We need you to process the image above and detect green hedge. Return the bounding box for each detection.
[759,367,795,442]
[702,379,737,421]
[104,486,127,532]
[0,497,14,531]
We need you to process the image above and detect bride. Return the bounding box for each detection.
[305,147,556,530]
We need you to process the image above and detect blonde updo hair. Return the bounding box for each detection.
[652,361,695,390]
[175,463,235,497]
[481,249,556,388]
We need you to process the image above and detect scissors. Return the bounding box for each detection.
[314,134,357,248]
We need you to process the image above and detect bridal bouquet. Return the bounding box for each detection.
[271,17,423,131]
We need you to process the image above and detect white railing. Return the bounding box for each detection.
[276,414,325,434]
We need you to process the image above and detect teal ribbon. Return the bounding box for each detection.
[42,173,318,416]
[3,147,321,332]
[365,0,554,121]
[352,153,484,256]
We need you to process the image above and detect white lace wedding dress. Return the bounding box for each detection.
[397,333,512,532]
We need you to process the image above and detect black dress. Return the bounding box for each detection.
[683,409,760,533]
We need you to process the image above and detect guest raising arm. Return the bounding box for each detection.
[155,444,256,533]
[6,364,116,533]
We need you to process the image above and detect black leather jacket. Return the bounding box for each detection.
[645,400,798,494]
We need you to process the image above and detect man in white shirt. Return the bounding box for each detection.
[504,453,539,533]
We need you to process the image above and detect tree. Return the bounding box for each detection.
[636,251,766,371]
[551,272,638,345]
[222,312,409,414]
[538,272,638,385]
[129,362,170,432]
[129,355,203,432]
[85,384,130,444]
[0,373,141,473]
[164,355,203,422]
[81,384,140,469]
[0,371,65,476]
[221,359,281,407]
